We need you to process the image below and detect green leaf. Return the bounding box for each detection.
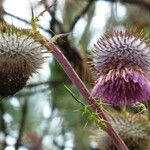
[64,84,107,131]
[31,3,55,32]
[64,84,85,107]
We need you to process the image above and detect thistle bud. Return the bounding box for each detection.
[0,23,46,98]
[93,112,150,150]
[91,31,150,105]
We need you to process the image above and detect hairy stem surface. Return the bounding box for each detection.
[44,40,128,150]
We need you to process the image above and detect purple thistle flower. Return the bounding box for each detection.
[91,31,150,106]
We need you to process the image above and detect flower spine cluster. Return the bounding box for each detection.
[93,112,150,150]
[91,30,150,105]
[0,23,46,98]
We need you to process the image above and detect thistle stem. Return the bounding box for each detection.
[45,41,128,150]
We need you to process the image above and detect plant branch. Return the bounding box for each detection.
[0,102,7,150]
[3,10,50,33]
[25,79,64,88]
[15,97,28,150]
[43,40,128,150]
[119,0,150,10]
[69,0,95,32]
[40,0,63,34]
[16,87,49,97]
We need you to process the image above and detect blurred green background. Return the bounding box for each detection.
[0,0,150,150]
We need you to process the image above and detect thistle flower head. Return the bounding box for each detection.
[0,23,46,98]
[91,31,150,105]
[92,112,150,150]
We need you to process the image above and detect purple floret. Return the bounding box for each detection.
[92,31,150,106]
[91,69,150,106]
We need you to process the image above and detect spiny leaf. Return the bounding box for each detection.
[64,84,85,107]
[31,3,55,32]
[64,85,107,131]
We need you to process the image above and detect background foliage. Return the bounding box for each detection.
[0,0,150,150]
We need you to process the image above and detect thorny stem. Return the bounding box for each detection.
[44,40,129,150]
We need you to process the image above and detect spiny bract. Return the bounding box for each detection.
[92,112,150,150]
[0,23,46,98]
[91,30,150,106]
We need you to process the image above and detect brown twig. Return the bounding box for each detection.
[119,0,150,10]
[0,102,7,150]
[69,0,95,32]
[16,87,49,97]
[41,0,63,34]
[15,97,28,150]
[3,10,50,33]
[25,79,64,88]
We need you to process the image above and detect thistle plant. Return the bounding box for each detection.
[1,0,150,149]
[2,18,150,149]
[0,13,143,150]
[93,111,150,150]
[44,38,128,150]
[0,23,46,98]
[91,31,150,106]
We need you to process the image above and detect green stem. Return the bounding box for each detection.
[45,40,128,150]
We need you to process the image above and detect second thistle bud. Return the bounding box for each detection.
[0,23,46,98]
[91,31,150,106]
